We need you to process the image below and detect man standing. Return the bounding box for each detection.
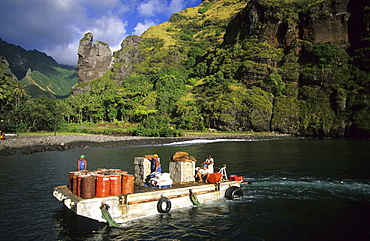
[202,154,214,173]
[77,155,87,171]
[151,154,161,173]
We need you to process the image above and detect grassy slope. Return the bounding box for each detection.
[142,0,247,48]
[21,67,77,98]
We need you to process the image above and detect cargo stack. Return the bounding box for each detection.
[134,156,152,186]
[67,169,134,199]
[169,152,197,183]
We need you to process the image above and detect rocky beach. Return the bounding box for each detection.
[0,133,293,155]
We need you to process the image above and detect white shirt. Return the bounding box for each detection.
[205,157,214,164]
[199,168,210,174]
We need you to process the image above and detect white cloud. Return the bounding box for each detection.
[87,16,127,47]
[137,0,197,19]
[168,0,186,13]
[137,1,157,17]
[132,20,156,36]
[44,42,79,67]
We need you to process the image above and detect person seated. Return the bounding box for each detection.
[194,164,211,183]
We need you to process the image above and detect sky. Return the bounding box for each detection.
[0,0,201,66]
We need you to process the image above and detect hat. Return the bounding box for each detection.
[203,164,208,167]
[208,154,212,158]
[153,154,158,157]
[80,155,85,158]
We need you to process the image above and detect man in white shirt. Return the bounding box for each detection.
[202,155,214,173]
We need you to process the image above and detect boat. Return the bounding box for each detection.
[53,153,247,226]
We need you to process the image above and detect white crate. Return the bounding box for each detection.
[169,161,195,182]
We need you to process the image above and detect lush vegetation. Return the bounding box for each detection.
[1,0,369,139]
[0,38,78,99]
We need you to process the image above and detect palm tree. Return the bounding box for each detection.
[13,80,28,108]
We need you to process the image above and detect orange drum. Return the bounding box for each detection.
[72,173,78,194]
[81,176,96,199]
[77,175,83,196]
[109,175,122,195]
[207,172,223,183]
[121,174,134,194]
[68,172,76,191]
[95,175,110,197]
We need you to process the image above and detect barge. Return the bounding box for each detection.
[53,153,246,226]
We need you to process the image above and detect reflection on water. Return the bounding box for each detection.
[1,138,369,240]
[53,207,107,240]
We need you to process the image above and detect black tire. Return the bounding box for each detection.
[157,196,171,213]
[225,186,243,200]
[230,187,243,200]
[225,186,237,200]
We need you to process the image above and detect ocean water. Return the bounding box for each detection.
[1,138,369,240]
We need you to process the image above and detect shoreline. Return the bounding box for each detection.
[0,133,294,155]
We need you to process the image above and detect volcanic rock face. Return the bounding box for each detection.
[226,0,350,49]
[222,0,352,85]
[299,0,350,48]
[77,32,112,83]
[111,35,145,82]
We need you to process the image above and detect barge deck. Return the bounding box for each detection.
[53,180,244,225]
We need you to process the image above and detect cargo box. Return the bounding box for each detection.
[229,175,243,181]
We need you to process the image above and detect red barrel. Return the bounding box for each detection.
[68,172,76,191]
[121,174,134,194]
[77,175,83,196]
[96,175,110,197]
[109,175,122,195]
[207,172,223,184]
[81,176,96,199]
[72,173,78,194]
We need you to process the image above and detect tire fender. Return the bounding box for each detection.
[225,186,243,200]
[157,195,171,213]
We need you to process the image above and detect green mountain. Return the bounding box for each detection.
[4,0,366,138]
[0,38,77,98]
[72,0,369,138]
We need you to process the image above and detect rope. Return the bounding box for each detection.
[100,203,121,227]
[189,189,205,206]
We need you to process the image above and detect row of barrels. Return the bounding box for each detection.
[68,169,134,199]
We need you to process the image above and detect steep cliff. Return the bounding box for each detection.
[111,35,145,81]
[217,0,351,84]
[215,0,369,137]
[77,32,112,83]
